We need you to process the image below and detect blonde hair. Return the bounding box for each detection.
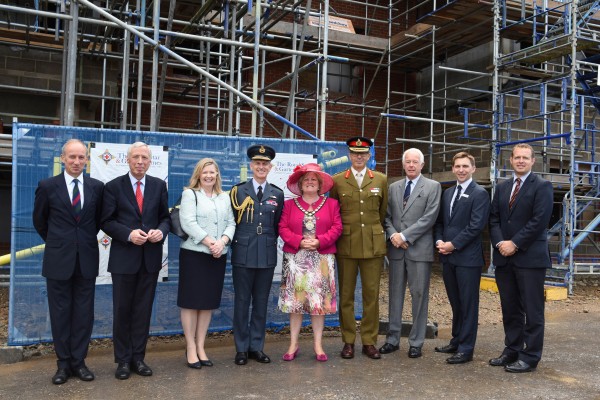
[186,158,223,194]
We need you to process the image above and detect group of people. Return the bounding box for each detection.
[32,135,553,386]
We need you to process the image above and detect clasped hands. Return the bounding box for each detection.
[300,237,320,251]
[130,229,163,245]
[436,240,455,255]
[390,233,409,250]
[497,240,518,257]
[202,236,226,258]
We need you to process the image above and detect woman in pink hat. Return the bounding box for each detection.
[278,163,342,362]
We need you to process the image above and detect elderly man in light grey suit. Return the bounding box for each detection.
[379,148,441,359]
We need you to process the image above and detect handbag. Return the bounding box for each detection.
[170,189,197,240]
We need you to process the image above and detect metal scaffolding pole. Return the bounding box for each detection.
[319,0,330,141]
[64,1,79,126]
[150,0,160,131]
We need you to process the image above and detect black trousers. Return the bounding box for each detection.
[111,267,159,363]
[232,266,275,353]
[495,262,546,366]
[46,258,96,370]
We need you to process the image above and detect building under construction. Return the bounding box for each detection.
[0,0,599,291]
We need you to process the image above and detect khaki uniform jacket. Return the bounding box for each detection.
[329,168,388,259]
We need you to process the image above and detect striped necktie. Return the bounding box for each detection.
[72,179,81,220]
[509,178,521,209]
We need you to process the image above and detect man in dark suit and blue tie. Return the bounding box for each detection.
[101,142,170,379]
[489,143,553,373]
[230,145,284,365]
[33,139,104,384]
[434,152,490,364]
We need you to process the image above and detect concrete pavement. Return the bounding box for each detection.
[0,311,599,399]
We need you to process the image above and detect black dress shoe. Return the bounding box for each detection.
[379,343,400,354]
[52,368,71,385]
[200,359,213,367]
[248,351,271,363]
[115,362,131,380]
[505,360,535,373]
[131,360,153,376]
[434,344,458,354]
[408,346,422,358]
[235,352,248,365]
[489,354,518,367]
[446,352,473,364]
[72,366,95,381]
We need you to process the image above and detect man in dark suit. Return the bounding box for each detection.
[230,145,284,365]
[434,152,490,364]
[379,148,441,359]
[33,139,104,384]
[101,142,170,380]
[489,143,553,373]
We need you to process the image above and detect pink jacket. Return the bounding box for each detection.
[279,196,342,254]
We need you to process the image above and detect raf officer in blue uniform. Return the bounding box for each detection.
[230,144,284,365]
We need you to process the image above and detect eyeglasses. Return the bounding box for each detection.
[350,153,369,158]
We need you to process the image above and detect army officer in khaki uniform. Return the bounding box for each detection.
[329,136,388,360]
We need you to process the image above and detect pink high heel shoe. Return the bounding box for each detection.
[282,348,299,361]
[315,353,328,362]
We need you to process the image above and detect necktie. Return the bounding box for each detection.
[451,185,462,216]
[403,180,412,207]
[257,185,263,202]
[72,179,81,220]
[136,181,143,213]
[509,178,521,209]
[356,173,363,187]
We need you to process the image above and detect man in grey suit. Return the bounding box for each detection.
[379,148,441,359]
[434,152,490,364]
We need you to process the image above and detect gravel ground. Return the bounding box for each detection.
[1,265,599,357]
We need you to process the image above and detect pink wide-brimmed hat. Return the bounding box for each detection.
[286,163,334,196]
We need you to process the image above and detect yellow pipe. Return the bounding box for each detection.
[0,244,46,266]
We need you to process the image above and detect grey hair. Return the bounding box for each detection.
[402,148,425,164]
[61,139,87,155]
[127,142,152,158]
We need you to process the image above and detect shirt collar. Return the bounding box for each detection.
[513,171,531,183]
[456,178,472,191]
[64,171,84,185]
[407,174,421,186]
[351,167,367,177]
[129,172,146,186]
[252,179,265,192]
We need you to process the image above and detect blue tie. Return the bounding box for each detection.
[403,180,412,207]
[451,185,462,216]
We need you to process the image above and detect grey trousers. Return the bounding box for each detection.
[385,258,432,348]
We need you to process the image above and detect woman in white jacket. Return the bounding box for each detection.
[178,158,236,368]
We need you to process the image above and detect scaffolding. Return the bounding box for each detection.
[1,0,599,292]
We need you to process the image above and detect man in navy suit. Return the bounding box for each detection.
[489,143,553,373]
[229,145,284,365]
[33,139,104,384]
[434,152,490,364]
[101,142,170,380]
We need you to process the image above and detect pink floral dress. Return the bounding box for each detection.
[278,211,337,315]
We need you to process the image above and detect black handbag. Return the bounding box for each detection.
[170,189,197,240]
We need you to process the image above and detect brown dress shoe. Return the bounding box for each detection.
[340,343,354,359]
[362,345,381,360]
